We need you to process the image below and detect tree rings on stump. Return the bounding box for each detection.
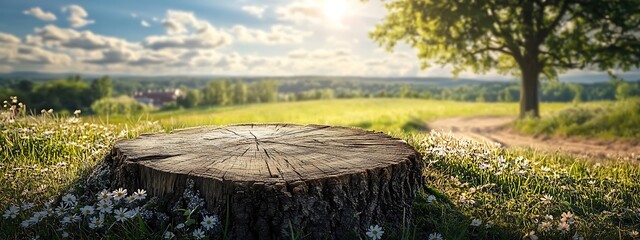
[108,124,422,239]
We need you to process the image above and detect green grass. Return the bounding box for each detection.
[92,98,570,133]
[3,98,639,239]
[514,99,640,139]
[408,132,640,239]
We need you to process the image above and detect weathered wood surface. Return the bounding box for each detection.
[108,124,422,239]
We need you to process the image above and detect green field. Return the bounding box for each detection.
[3,99,639,239]
[94,98,570,133]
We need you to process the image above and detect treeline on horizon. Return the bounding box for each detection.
[1,76,639,115]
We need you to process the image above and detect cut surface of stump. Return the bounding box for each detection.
[108,124,422,239]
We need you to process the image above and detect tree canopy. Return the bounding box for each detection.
[371,0,640,117]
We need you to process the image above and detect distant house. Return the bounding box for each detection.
[133,89,182,107]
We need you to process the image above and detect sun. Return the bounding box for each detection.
[323,0,347,21]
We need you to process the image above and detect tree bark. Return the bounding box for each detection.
[107,124,423,240]
[519,64,541,118]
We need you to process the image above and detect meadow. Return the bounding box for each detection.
[2,97,639,239]
[94,98,570,132]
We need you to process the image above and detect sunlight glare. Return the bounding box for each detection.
[323,0,347,21]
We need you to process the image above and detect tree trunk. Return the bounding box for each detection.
[519,65,541,118]
[107,124,423,240]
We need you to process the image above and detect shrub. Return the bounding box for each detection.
[91,96,152,116]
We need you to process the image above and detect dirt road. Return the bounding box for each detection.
[427,116,640,160]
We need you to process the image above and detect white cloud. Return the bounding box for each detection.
[146,10,233,50]
[241,5,267,18]
[62,5,94,28]
[326,36,350,46]
[287,48,351,59]
[230,25,312,45]
[143,33,231,50]
[85,48,136,64]
[131,13,138,18]
[141,20,150,27]
[0,32,21,45]
[26,25,131,51]
[162,10,205,35]
[276,1,323,24]
[23,7,57,21]
[14,46,72,65]
[28,25,80,43]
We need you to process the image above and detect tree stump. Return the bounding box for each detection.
[108,124,422,239]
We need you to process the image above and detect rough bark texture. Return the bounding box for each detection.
[107,124,422,239]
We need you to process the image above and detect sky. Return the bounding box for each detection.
[0,0,637,79]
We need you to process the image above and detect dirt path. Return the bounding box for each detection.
[427,116,640,161]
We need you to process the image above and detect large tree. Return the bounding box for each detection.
[371,0,640,117]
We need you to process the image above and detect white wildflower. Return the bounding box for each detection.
[61,194,77,205]
[557,221,570,233]
[21,219,32,228]
[114,208,128,222]
[21,202,35,211]
[201,215,219,230]
[125,208,138,218]
[540,195,553,205]
[538,221,552,232]
[97,190,111,201]
[111,188,127,200]
[176,223,185,229]
[127,195,137,203]
[3,205,19,219]
[524,231,538,240]
[561,212,575,224]
[163,231,175,239]
[470,219,482,227]
[426,195,437,203]
[428,232,443,240]
[55,203,70,216]
[192,228,205,239]
[366,225,384,240]
[133,189,147,201]
[630,230,639,238]
[88,214,104,229]
[80,205,95,216]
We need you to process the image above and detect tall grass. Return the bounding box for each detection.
[407,131,640,239]
[515,99,640,139]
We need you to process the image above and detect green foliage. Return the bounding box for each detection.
[31,79,93,113]
[232,81,248,105]
[176,89,202,108]
[514,99,640,139]
[203,80,230,106]
[91,76,113,99]
[371,0,640,116]
[91,96,152,116]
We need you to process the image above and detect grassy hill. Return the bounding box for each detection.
[95,98,570,132]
